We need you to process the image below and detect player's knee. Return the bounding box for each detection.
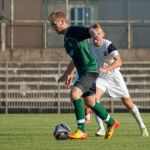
[70,88,82,100]
[85,99,95,108]
[70,90,81,100]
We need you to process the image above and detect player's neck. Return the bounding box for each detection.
[62,27,69,35]
[61,25,69,35]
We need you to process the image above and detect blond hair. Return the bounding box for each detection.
[92,23,105,37]
[48,11,67,22]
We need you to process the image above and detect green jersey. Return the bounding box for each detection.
[64,26,98,76]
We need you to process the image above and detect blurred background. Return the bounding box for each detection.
[0,0,150,113]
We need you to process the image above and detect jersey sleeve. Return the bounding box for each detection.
[108,43,117,53]
[67,26,91,41]
[108,43,119,58]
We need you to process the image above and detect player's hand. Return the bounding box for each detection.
[65,74,73,88]
[99,67,108,73]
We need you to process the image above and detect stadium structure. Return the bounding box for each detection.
[0,0,150,113]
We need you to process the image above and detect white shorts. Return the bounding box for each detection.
[96,71,130,98]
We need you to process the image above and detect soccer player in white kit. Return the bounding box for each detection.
[86,24,149,137]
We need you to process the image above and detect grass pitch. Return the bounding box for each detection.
[0,113,149,150]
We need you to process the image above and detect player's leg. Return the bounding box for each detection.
[85,95,119,139]
[94,113,105,136]
[67,72,97,139]
[67,86,87,139]
[122,97,149,137]
[94,88,105,136]
[69,72,119,139]
[85,107,93,123]
[107,72,148,137]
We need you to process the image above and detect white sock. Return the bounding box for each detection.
[94,113,105,130]
[131,104,145,129]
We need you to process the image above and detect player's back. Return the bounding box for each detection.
[64,26,99,76]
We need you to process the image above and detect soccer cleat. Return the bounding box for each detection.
[95,128,105,136]
[67,129,87,139]
[142,128,149,137]
[105,120,120,139]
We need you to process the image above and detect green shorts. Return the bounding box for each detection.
[74,72,99,97]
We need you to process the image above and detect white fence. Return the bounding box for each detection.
[0,61,150,113]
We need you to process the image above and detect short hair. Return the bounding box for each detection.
[92,23,101,29]
[92,23,105,37]
[48,11,67,22]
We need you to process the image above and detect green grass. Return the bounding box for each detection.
[0,113,150,150]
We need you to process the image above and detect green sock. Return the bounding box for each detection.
[92,102,115,127]
[73,98,86,132]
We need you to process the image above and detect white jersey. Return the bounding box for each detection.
[88,39,120,74]
[88,39,130,98]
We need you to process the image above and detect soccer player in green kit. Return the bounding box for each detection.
[48,11,119,139]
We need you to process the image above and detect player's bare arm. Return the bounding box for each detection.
[65,61,76,88]
[58,60,76,88]
[100,55,122,73]
[58,60,75,82]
